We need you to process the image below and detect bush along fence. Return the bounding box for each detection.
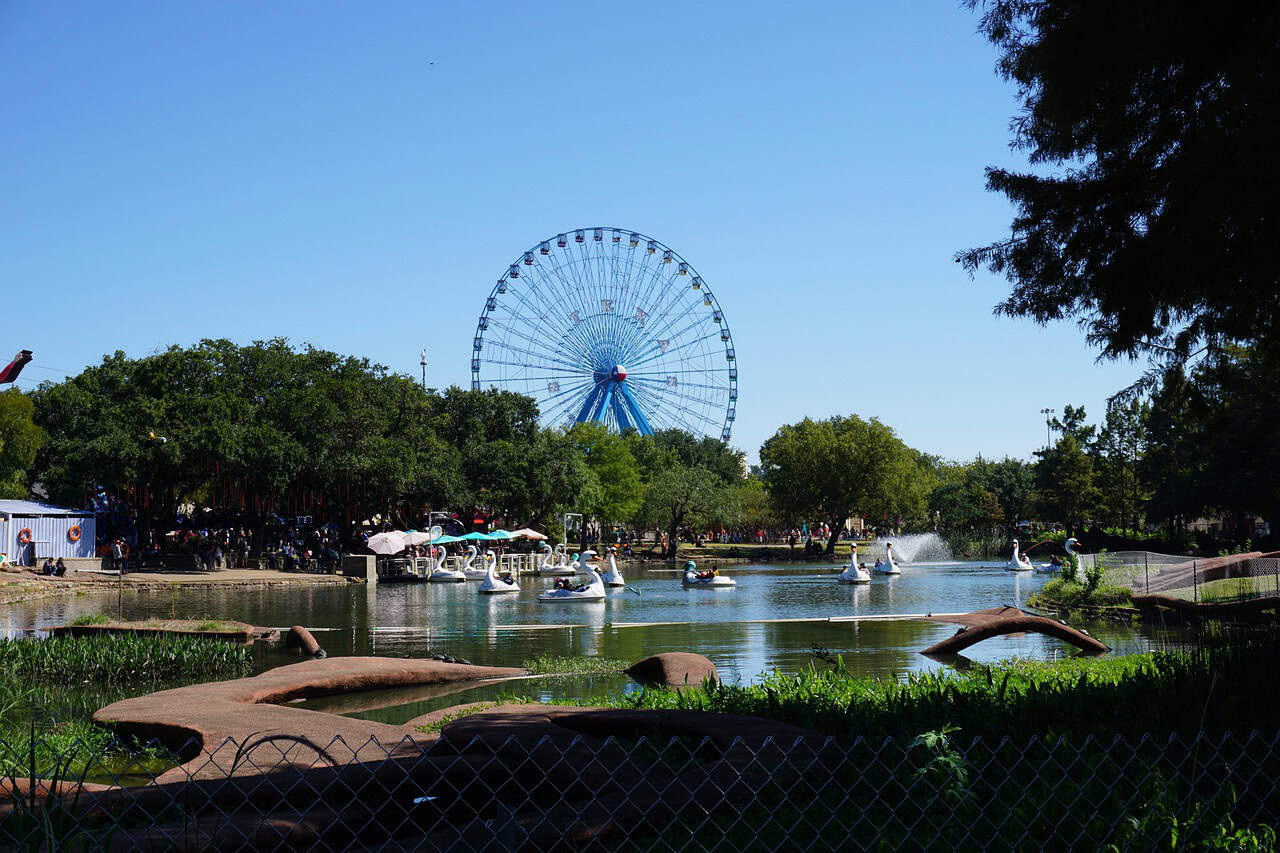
[2,729,1278,851]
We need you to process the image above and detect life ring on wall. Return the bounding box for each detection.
[68,526,82,542]
[17,528,33,544]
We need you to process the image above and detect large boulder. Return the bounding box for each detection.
[625,652,718,687]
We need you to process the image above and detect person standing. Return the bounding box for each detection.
[110,538,123,573]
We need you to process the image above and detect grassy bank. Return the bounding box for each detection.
[1028,576,1134,610]
[436,626,1280,742]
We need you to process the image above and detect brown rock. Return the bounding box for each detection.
[625,652,718,686]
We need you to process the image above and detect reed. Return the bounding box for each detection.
[0,634,253,686]
[521,655,628,676]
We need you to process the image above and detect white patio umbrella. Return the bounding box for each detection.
[367,531,408,555]
[510,528,548,540]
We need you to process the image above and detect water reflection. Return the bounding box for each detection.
[0,561,1189,690]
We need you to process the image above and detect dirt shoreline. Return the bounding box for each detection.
[0,567,360,606]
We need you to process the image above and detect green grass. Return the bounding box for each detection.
[511,626,1280,741]
[192,620,240,632]
[0,634,253,686]
[1154,575,1280,603]
[67,613,112,627]
[415,703,501,733]
[520,655,627,676]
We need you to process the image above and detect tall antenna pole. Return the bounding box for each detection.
[420,349,427,389]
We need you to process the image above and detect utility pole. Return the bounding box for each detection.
[420,349,427,389]
[1040,408,1056,448]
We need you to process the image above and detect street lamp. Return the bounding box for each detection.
[1040,408,1056,448]
[420,349,428,389]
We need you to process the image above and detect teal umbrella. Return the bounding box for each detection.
[459,531,491,541]
[432,534,464,544]
[485,530,513,540]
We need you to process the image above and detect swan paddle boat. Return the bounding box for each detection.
[427,545,466,583]
[838,545,871,584]
[682,560,736,588]
[535,542,576,576]
[478,549,520,594]
[600,547,626,588]
[537,550,606,602]
[1036,537,1079,574]
[461,545,488,581]
[872,542,902,575]
[1006,538,1034,572]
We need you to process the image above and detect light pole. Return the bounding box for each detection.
[420,349,428,389]
[1040,408,1056,448]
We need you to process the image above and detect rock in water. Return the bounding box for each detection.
[625,652,718,687]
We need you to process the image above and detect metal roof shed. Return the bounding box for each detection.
[0,500,96,563]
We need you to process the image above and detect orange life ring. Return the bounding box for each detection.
[17,528,32,544]
[68,525,82,542]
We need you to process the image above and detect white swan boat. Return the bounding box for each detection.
[478,550,520,594]
[537,553,606,602]
[461,545,488,581]
[872,543,902,575]
[682,561,736,587]
[1035,537,1079,574]
[838,545,871,584]
[1006,538,1034,572]
[535,542,576,576]
[600,549,626,588]
[427,545,466,583]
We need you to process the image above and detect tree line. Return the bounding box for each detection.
[3,337,1273,559]
[931,346,1280,553]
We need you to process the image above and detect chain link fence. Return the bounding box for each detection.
[1073,550,1280,604]
[3,728,1278,850]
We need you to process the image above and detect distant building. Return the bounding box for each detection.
[0,500,96,565]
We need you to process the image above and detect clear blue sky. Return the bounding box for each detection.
[1,1,1141,463]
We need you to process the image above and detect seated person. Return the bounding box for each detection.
[500,571,515,585]
[42,558,56,576]
[54,557,67,577]
[554,576,573,590]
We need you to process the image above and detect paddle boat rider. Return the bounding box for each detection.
[685,560,717,581]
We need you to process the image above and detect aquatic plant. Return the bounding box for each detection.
[0,634,253,686]
[521,655,627,676]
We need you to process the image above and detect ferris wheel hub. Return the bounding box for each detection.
[611,365,627,382]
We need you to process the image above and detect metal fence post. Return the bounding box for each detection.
[1193,560,1198,602]
[1144,552,1149,594]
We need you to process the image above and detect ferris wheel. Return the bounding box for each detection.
[471,228,738,441]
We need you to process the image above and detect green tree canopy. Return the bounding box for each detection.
[1034,434,1099,533]
[634,463,735,560]
[0,390,44,500]
[566,422,642,523]
[759,415,931,554]
[958,0,1280,381]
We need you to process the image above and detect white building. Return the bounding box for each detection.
[0,500,96,565]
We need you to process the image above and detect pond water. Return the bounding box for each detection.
[1,560,1186,723]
